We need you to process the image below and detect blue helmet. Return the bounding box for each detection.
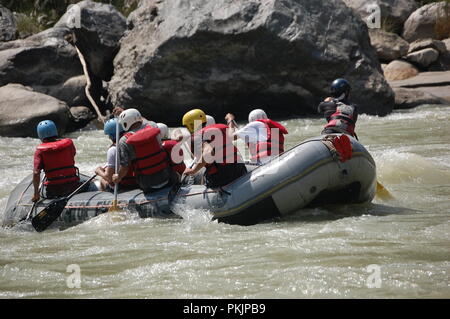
[37,120,58,140]
[330,78,351,99]
[104,118,123,141]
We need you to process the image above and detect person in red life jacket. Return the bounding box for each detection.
[225,109,288,165]
[32,120,81,202]
[112,109,176,193]
[156,122,186,177]
[95,118,137,192]
[182,109,247,188]
[317,78,359,139]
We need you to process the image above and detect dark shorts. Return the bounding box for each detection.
[205,163,248,188]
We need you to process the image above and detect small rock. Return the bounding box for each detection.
[369,29,409,62]
[406,48,440,68]
[392,87,447,109]
[383,60,419,81]
[66,106,97,132]
[408,39,447,55]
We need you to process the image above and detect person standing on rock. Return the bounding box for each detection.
[112,108,177,192]
[182,109,247,188]
[32,120,81,202]
[317,78,359,139]
[95,118,137,192]
[225,109,288,165]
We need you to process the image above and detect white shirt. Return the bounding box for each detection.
[234,121,268,144]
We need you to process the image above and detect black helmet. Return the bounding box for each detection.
[330,78,351,99]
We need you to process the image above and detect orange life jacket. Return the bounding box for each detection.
[247,119,288,161]
[124,126,169,176]
[37,138,79,186]
[162,139,186,175]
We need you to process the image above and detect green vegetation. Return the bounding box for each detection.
[0,0,138,38]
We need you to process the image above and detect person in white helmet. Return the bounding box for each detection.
[112,108,175,192]
[225,108,288,164]
[205,115,216,126]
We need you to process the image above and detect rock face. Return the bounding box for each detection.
[55,0,127,81]
[0,84,72,138]
[0,5,16,42]
[403,2,450,42]
[342,0,417,32]
[392,87,448,109]
[0,27,83,105]
[109,0,395,123]
[369,29,409,62]
[383,60,419,81]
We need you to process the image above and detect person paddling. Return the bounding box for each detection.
[182,109,247,188]
[112,109,177,193]
[225,109,288,165]
[317,78,359,139]
[95,118,137,192]
[32,120,82,202]
[157,122,186,178]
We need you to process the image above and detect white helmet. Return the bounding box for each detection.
[248,108,268,123]
[119,108,142,131]
[205,115,216,126]
[156,122,169,139]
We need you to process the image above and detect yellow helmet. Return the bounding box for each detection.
[182,109,207,133]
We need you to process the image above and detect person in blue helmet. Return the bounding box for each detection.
[32,120,81,202]
[317,78,359,139]
[95,118,137,191]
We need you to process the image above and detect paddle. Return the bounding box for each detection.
[31,174,97,232]
[376,181,394,200]
[108,118,120,212]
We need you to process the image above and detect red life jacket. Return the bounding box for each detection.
[37,138,79,186]
[124,126,169,176]
[195,124,240,176]
[247,119,288,161]
[162,139,186,175]
[324,102,356,137]
[109,145,137,187]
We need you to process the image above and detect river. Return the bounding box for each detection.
[0,104,449,298]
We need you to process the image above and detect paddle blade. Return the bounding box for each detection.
[108,200,120,213]
[376,181,394,200]
[31,198,68,232]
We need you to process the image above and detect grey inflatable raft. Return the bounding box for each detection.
[2,134,377,229]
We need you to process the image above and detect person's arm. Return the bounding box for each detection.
[32,171,41,202]
[183,142,211,175]
[112,165,130,184]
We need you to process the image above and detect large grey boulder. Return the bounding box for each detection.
[392,87,448,109]
[0,27,83,103]
[403,2,450,42]
[55,0,127,81]
[342,0,417,32]
[109,0,395,122]
[369,29,409,62]
[0,5,16,42]
[0,84,72,138]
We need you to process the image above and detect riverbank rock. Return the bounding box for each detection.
[342,0,417,33]
[109,0,394,123]
[389,71,450,107]
[0,84,72,138]
[403,2,450,42]
[381,60,418,81]
[0,27,84,105]
[55,0,127,81]
[406,48,440,68]
[392,87,448,109]
[369,29,409,62]
[66,106,97,132]
[0,5,16,42]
